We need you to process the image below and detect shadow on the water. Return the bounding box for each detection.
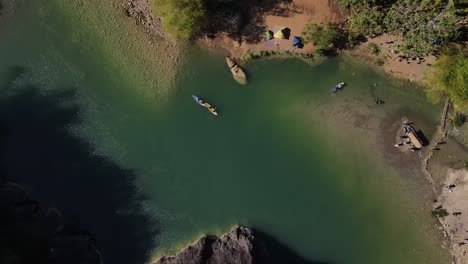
[0,67,159,264]
[204,0,293,43]
[253,229,331,264]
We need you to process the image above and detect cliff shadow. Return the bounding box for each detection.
[204,0,293,44]
[252,229,330,264]
[0,67,159,264]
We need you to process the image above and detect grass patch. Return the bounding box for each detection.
[368,43,381,55]
[375,57,385,66]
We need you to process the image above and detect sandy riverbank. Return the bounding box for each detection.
[436,169,468,264]
[199,0,343,58]
[199,0,436,83]
[345,34,437,83]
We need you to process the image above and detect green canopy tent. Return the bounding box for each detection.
[264,30,273,40]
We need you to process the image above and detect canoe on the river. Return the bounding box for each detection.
[192,95,218,116]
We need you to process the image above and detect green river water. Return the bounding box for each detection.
[0,1,452,264]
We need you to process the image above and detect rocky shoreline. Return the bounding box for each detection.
[153,226,323,264]
[154,226,266,264]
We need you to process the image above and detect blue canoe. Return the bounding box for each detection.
[192,95,205,106]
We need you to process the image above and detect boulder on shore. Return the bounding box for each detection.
[226,57,247,85]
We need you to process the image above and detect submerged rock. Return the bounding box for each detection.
[226,57,247,85]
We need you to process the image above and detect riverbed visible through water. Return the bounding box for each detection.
[0,1,451,264]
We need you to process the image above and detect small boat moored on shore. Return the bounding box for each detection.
[331,82,345,93]
[192,95,218,116]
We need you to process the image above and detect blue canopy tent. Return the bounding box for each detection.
[292,36,303,48]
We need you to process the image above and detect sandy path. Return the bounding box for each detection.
[346,35,436,82]
[437,169,468,264]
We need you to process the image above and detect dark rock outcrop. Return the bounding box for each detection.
[155,226,326,264]
[155,226,267,264]
[0,180,102,264]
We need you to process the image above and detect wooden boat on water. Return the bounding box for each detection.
[226,57,247,85]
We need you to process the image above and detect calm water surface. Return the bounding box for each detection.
[0,1,450,264]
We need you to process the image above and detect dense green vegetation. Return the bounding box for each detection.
[426,46,468,111]
[301,22,342,55]
[453,113,466,127]
[153,0,207,39]
[338,0,462,57]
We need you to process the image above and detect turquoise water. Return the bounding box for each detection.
[0,1,450,264]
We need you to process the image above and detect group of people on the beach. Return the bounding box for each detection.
[379,41,432,66]
[395,55,431,66]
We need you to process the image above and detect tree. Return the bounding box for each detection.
[337,0,461,56]
[426,46,468,110]
[302,22,340,55]
[153,0,207,39]
[384,0,459,56]
[347,6,385,36]
[336,0,380,9]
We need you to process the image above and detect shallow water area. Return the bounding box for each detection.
[0,1,451,264]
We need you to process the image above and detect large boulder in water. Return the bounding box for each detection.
[226,57,247,85]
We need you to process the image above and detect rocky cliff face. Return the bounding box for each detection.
[155,226,268,264]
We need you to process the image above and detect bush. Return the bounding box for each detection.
[368,43,381,55]
[426,46,468,110]
[251,51,262,58]
[153,0,207,39]
[375,57,385,66]
[453,113,466,127]
[240,52,253,62]
[432,206,449,218]
[302,22,340,55]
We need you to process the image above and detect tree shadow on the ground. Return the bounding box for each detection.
[0,67,159,264]
[252,229,331,264]
[204,0,293,44]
